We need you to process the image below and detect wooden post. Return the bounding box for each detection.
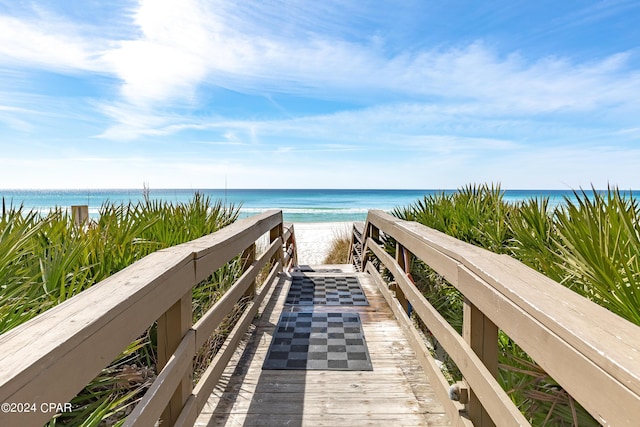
[395,243,411,314]
[157,294,193,425]
[463,298,498,427]
[270,224,284,267]
[347,227,355,265]
[241,243,256,297]
[369,224,379,244]
[71,205,89,226]
[288,226,298,266]
[362,224,379,271]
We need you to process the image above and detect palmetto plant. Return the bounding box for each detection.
[553,188,640,325]
[393,184,639,426]
[507,197,565,283]
[0,207,47,333]
[0,194,240,425]
[393,183,512,252]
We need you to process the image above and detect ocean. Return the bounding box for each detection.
[0,188,589,223]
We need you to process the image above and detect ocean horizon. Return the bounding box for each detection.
[0,188,634,223]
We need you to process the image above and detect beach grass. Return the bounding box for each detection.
[323,230,352,264]
[0,193,240,425]
[393,183,638,425]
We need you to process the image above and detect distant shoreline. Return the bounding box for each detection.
[2,188,636,223]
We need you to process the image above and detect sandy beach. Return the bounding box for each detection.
[291,222,354,266]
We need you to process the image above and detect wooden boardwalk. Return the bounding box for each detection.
[2,211,638,426]
[195,265,451,426]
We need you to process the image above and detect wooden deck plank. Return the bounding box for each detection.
[196,266,451,427]
[198,413,451,427]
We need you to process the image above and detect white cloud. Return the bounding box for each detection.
[0,14,106,72]
[87,0,640,141]
[1,1,639,191]
[3,0,630,142]
[404,45,640,113]
[101,0,215,104]
[0,104,40,131]
[2,1,639,120]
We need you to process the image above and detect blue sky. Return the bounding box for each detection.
[0,0,639,189]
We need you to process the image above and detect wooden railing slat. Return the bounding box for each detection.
[0,210,288,427]
[365,263,472,427]
[367,210,640,380]
[0,249,192,384]
[457,265,640,426]
[395,216,640,386]
[191,261,283,420]
[391,214,640,401]
[284,223,297,267]
[124,330,196,426]
[366,238,529,426]
[0,254,195,426]
[192,237,282,349]
[362,209,640,427]
[191,211,283,283]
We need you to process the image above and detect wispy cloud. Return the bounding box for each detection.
[552,0,640,31]
[3,0,637,138]
[0,1,638,189]
[0,104,36,132]
[86,0,640,141]
[0,15,105,73]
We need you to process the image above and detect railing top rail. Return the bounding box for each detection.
[363,209,640,425]
[0,210,284,405]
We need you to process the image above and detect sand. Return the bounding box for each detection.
[291,222,354,266]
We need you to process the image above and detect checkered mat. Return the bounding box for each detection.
[285,276,369,306]
[263,312,373,370]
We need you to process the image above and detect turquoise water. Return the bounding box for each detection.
[0,188,621,222]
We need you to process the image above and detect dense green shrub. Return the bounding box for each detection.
[0,194,240,425]
[393,184,638,425]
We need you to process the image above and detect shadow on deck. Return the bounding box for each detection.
[196,265,450,426]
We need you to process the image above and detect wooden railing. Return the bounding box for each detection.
[352,210,640,427]
[0,210,297,426]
